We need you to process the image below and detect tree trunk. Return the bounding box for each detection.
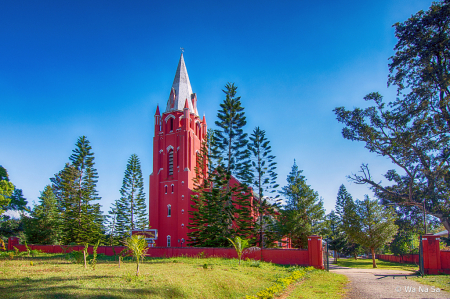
[371,248,377,268]
[354,253,357,260]
[136,260,140,276]
[334,250,338,263]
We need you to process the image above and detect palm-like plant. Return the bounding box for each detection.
[125,235,148,276]
[227,236,251,265]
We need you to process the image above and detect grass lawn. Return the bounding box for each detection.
[336,258,418,272]
[411,275,450,292]
[287,269,348,299]
[0,253,319,298]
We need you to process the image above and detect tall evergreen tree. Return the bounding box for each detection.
[51,136,103,244]
[24,185,61,244]
[248,127,279,248]
[327,185,363,260]
[188,134,237,246]
[115,154,148,240]
[343,195,398,268]
[212,83,253,239]
[105,200,121,246]
[279,161,325,248]
[214,83,251,183]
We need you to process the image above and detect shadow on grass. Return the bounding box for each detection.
[336,258,418,270]
[1,275,186,299]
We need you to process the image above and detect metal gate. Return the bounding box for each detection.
[418,235,424,277]
[323,239,329,271]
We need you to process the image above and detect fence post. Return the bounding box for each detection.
[422,234,441,275]
[308,235,324,269]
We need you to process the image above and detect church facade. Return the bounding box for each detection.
[149,54,206,247]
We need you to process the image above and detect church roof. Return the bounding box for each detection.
[165,53,198,116]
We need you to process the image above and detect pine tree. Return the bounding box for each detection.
[343,195,398,268]
[248,127,279,248]
[213,83,253,239]
[214,83,251,183]
[329,185,362,260]
[24,185,61,244]
[115,154,148,241]
[279,161,325,248]
[188,135,235,247]
[105,200,121,246]
[51,136,103,244]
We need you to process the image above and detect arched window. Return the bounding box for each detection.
[171,184,174,193]
[196,122,201,137]
[170,118,174,131]
[164,185,168,194]
[167,235,171,247]
[168,149,174,176]
[167,204,171,217]
[196,151,200,170]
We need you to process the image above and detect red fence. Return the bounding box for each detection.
[7,237,316,267]
[377,254,419,264]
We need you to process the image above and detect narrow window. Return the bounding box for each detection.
[165,185,168,194]
[171,184,174,193]
[168,149,174,176]
[167,235,171,247]
[167,204,171,217]
[170,118,174,131]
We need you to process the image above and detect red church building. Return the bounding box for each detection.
[149,53,206,247]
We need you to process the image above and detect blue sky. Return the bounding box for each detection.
[0,0,435,215]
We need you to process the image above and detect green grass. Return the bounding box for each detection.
[0,253,312,298]
[336,258,418,272]
[411,275,450,293]
[287,269,348,299]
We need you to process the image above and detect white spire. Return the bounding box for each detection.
[165,53,198,115]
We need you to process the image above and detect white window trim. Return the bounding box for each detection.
[164,114,175,122]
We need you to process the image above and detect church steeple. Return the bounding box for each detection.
[165,53,198,116]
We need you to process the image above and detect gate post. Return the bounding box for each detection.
[308,235,324,269]
[8,237,20,251]
[422,234,441,275]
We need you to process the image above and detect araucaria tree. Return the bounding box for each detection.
[328,185,362,260]
[211,83,253,240]
[51,136,103,244]
[189,134,236,246]
[279,161,325,248]
[334,0,450,232]
[248,127,279,248]
[24,185,61,244]
[115,154,148,240]
[342,196,398,268]
[214,83,251,183]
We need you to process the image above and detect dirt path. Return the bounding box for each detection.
[330,264,450,299]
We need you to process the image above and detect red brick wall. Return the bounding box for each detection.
[8,240,311,266]
[377,254,419,264]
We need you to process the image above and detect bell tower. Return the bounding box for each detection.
[149,53,207,247]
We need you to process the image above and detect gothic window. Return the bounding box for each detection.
[167,235,171,247]
[196,151,200,170]
[167,204,171,217]
[170,118,174,131]
[171,184,174,193]
[168,149,174,176]
[196,122,201,137]
[164,185,168,194]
